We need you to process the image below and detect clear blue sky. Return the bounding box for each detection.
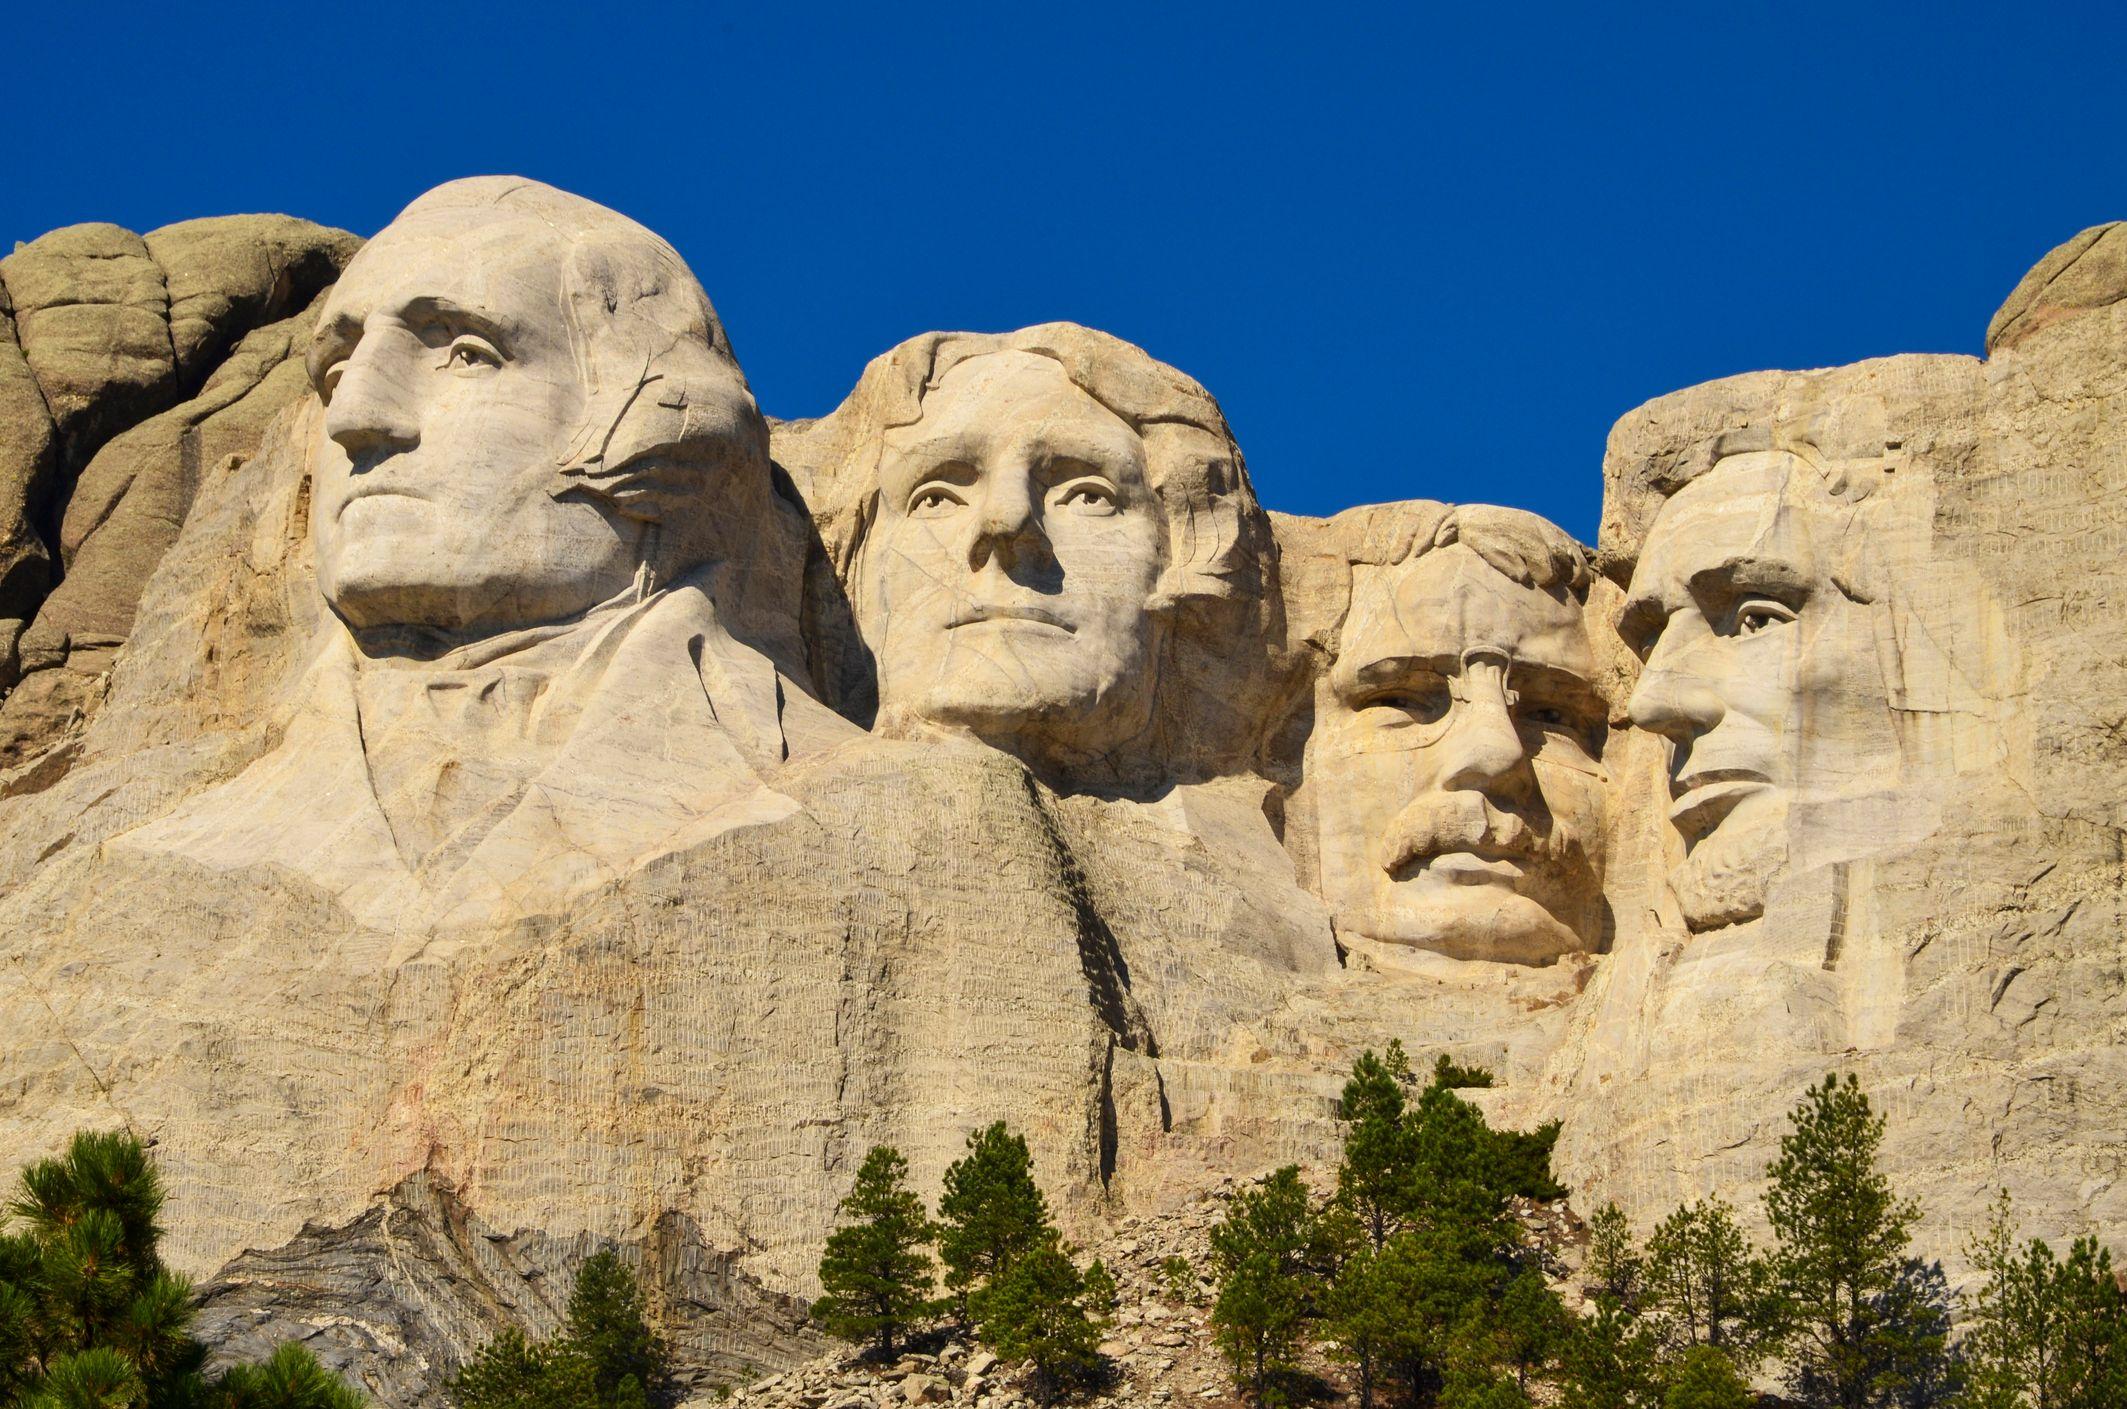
[8,2,2118,541]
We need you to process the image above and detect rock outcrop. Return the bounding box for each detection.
[0,213,358,769]
[1,182,2122,1405]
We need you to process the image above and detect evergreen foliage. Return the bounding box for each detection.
[1313,1048,1573,1406]
[1642,1198,1770,1369]
[0,1131,366,1409]
[977,1244,1110,1400]
[449,1250,669,1409]
[1208,1166,1315,1404]
[1962,1190,2127,1409]
[811,1146,936,1357]
[1659,1345,1752,1409]
[1583,1204,1644,1310]
[1762,1074,1954,1407]
[1557,1292,1660,1409]
[936,1124,1051,1323]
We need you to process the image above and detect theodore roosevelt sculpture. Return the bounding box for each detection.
[1299,504,1609,966]
[802,323,1272,785]
[126,177,851,927]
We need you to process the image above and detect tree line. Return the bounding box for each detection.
[809,1123,1117,1400]
[1201,1045,2127,1408]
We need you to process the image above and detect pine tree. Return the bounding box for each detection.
[1660,1345,1752,1409]
[936,1124,1051,1323]
[450,1324,594,1409]
[218,1343,373,1409]
[1208,1166,1316,1405]
[1762,1074,1952,1408]
[1495,1266,1570,1393]
[1336,1044,1417,1251]
[1642,1198,1771,1370]
[450,1251,670,1409]
[561,1251,668,1408]
[812,1146,937,1357]
[1321,1233,1432,1409]
[977,1244,1111,1400]
[0,1130,367,1408]
[1584,1204,1644,1311]
[1557,1292,1660,1409]
[1963,1190,2127,1409]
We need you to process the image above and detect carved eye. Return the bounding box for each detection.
[1055,480,1119,517]
[318,361,348,401]
[443,335,504,374]
[1360,684,1450,726]
[1734,599,1798,635]
[908,484,966,517]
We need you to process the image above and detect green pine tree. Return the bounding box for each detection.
[1336,1044,1417,1251]
[218,1343,373,1409]
[1962,1190,2127,1409]
[977,1243,1110,1400]
[1,1130,367,1409]
[1762,1074,1952,1409]
[1208,1167,1316,1405]
[449,1324,593,1409]
[1320,1233,1432,1409]
[1557,1292,1661,1409]
[936,1124,1052,1323]
[450,1251,669,1409]
[560,1252,667,1408]
[1660,1345,1751,1409]
[811,1146,936,1357]
[1583,1204,1644,1311]
[1642,1198,1771,1370]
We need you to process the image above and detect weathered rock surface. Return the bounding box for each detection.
[0,213,357,764]
[1,181,2122,1406]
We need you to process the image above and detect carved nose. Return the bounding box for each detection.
[1628,664,1725,743]
[325,359,420,460]
[965,472,1049,573]
[1438,696,1531,796]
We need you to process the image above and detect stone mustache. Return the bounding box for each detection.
[0,175,2106,1400]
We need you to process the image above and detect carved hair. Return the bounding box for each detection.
[380,177,770,531]
[1335,500,1593,601]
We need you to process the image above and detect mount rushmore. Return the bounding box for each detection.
[0,177,2121,1400]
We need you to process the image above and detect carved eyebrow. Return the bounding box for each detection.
[399,295,513,347]
[1618,591,1667,658]
[306,310,362,391]
[1341,653,1455,693]
[1686,555,1813,612]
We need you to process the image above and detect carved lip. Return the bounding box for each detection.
[948,603,1075,633]
[1668,769,1772,840]
[1422,850,1528,886]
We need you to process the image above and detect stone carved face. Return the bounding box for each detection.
[861,351,1167,756]
[309,211,645,639]
[1308,539,1607,965]
[1622,451,1898,932]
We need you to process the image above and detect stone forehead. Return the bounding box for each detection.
[894,351,1142,441]
[1631,451,1835,593]
[1343,543,1593,674]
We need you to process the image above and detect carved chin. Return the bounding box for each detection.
[1673,804,1790,933]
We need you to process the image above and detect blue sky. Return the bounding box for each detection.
[8,2,2119,541]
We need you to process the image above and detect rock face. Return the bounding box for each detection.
[0,212,359,767]
[1,182,2123,1403]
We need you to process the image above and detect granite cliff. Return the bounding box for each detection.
[0,178,2120,1403]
